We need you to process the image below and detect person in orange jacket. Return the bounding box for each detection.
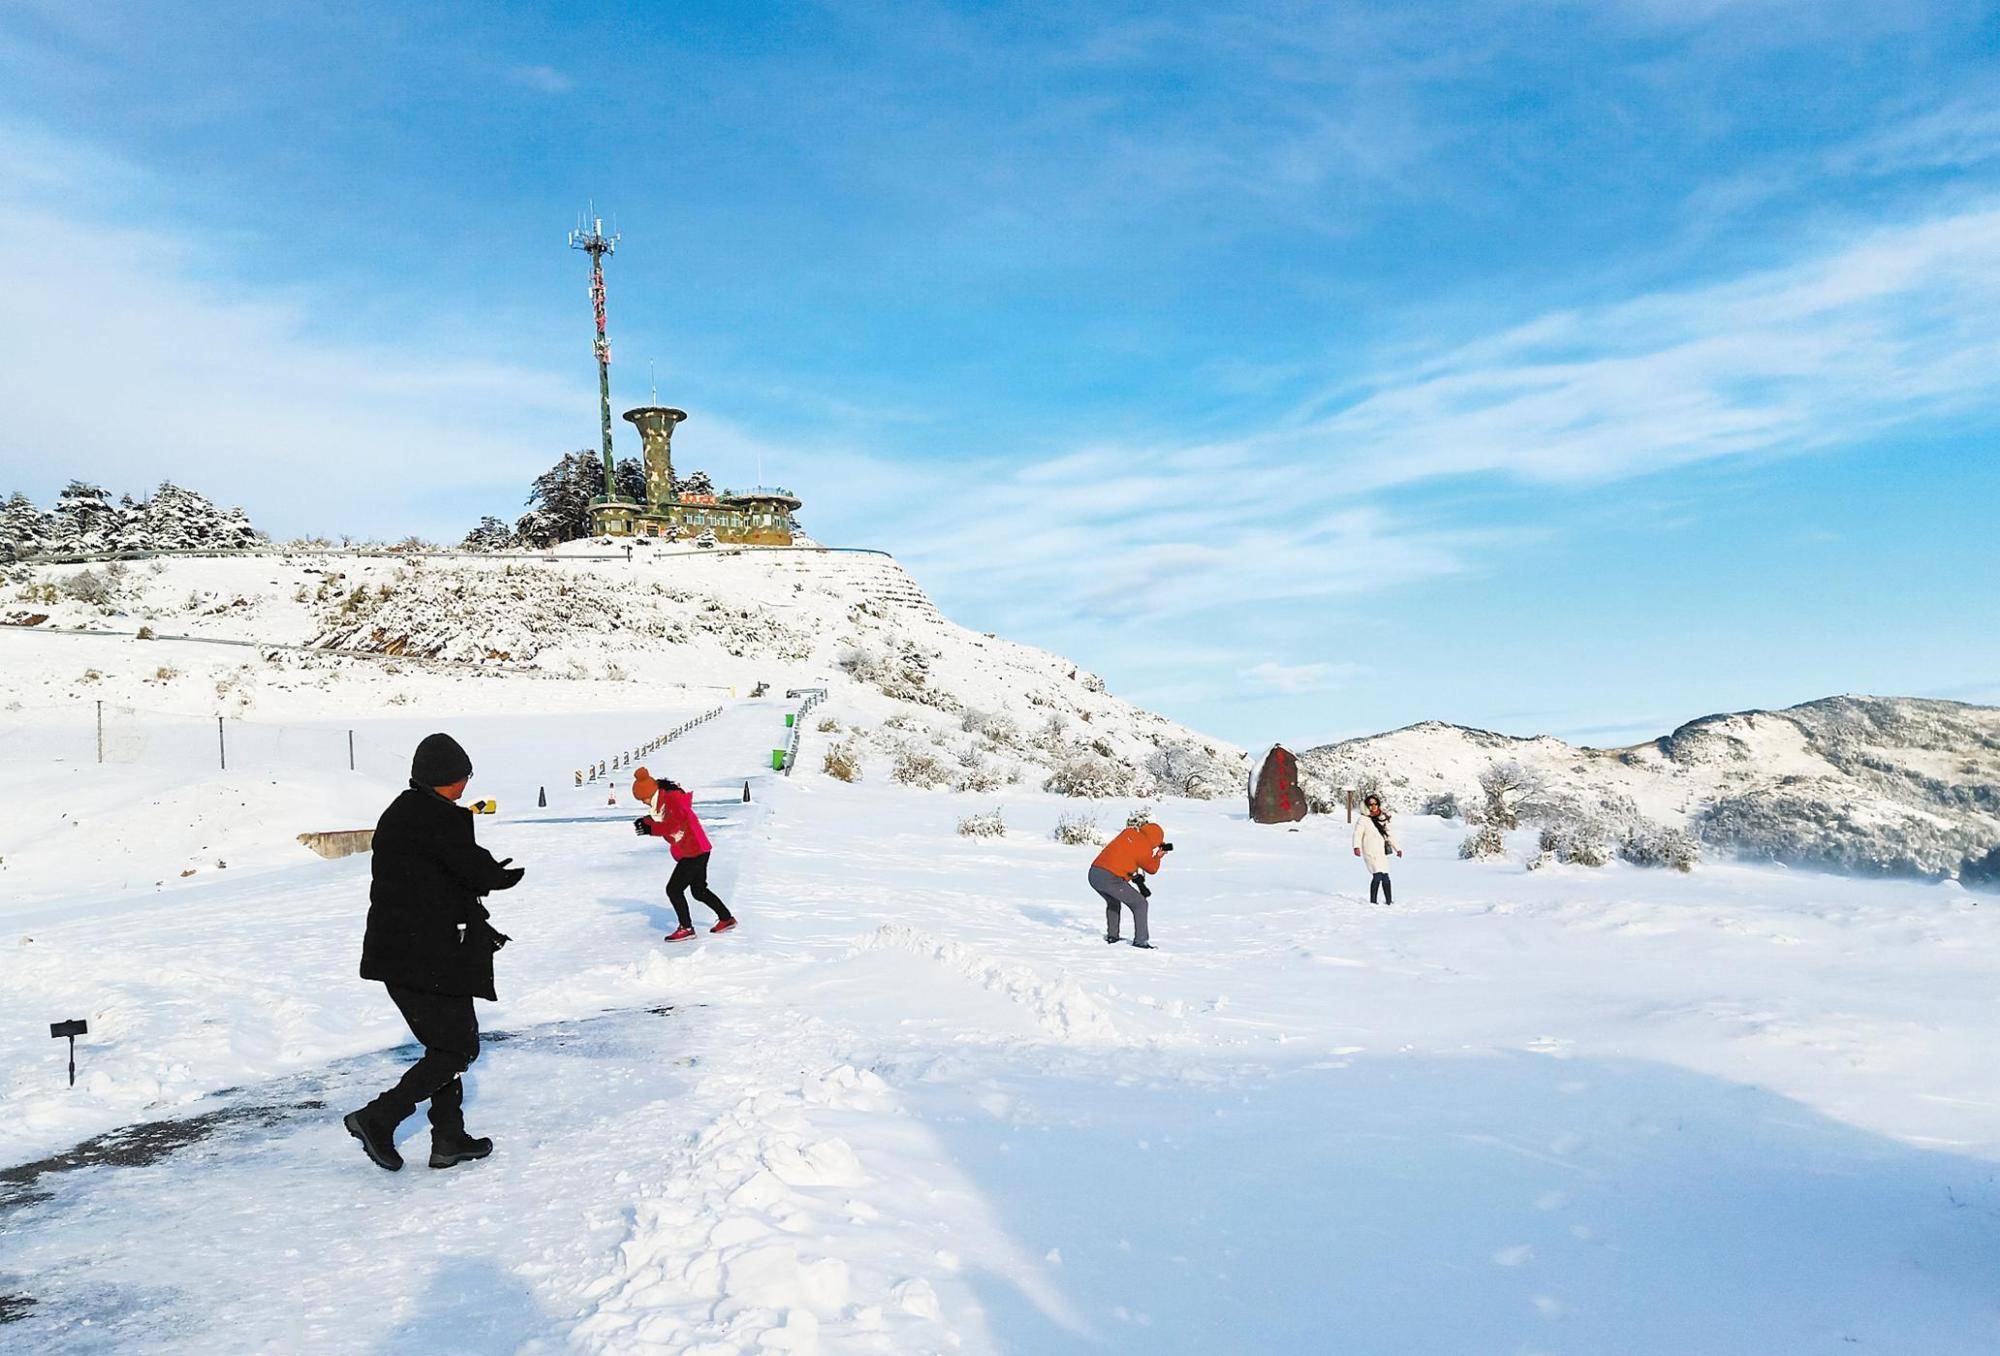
[1089,821,1171,948]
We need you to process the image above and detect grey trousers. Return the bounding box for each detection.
[1089,865,1149,944]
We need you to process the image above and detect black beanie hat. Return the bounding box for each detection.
[411,732,473,786]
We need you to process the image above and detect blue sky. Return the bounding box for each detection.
[1,0,1996,747]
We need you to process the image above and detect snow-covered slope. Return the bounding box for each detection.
[1299,696,2000,881]
[5,713,2000,1353]
[0,545,1239,789]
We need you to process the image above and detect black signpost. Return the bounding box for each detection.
[50,1018,87,1088]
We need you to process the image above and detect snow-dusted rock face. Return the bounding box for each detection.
[1300,697,2000,881]
[1,547,1241,798]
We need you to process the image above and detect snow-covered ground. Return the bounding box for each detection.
[5,697,2000,1353]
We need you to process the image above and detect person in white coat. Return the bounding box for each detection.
[1353,793,1402,905]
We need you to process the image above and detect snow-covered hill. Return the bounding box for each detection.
[1,544,1240,800]
[1299,696,2000,882]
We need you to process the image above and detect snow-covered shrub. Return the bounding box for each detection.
[961,709,1022,747]
[1043,753,1135,799]
[694,530,718,549]
[1052,812,1103,846]
[956,808,1006,838]
[1125,806,1154,829]
[1144,740,1237,799]
[1458,824,1506,860]
[816,716,840,733]
[890,749,952,789]
[1619,823,1700,872]
[59,564,126,606]
[954,765,1006,794]
[1474,760,1545,830]
[1535,819,1609,868]
[1353,772,1394,812]
[1420,791,1461,820]
[821,743,862,782]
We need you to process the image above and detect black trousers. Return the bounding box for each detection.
[1370,872,1393,905]
[667,852,732,929]
[368,983,480,1135]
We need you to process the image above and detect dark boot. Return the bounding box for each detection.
[430,1129,494,1169]
[344,1107,404,1172]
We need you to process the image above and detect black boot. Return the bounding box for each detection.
[430,1130,494,1169]
[344,1107,404,1172]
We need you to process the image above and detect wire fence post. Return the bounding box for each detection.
[217,716,226,771]
[348,729,355,771]
[96,700,104,765]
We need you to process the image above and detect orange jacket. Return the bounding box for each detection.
[1093,823,1166,878]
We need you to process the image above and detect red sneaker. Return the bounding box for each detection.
[710,917,738,934]
[665,926,696,942]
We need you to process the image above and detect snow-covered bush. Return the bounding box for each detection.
[1052,812,1103,846]
[954,764,1006,793]
[59,564,126,606]
[1043,753,1135,799]
[1420,791,1461,820]
[1535,819,1610,868]
[1620,823,1700,872]
[1144,740,1237,799]
[956,808,1006,838]
[816,716,840,733]
[1458,824,1506,860]
[961,709,1022,747]
[890,749,952,789]
[1474,760,1544,830]
[821,744,862,782]
[694,530,718,549]
[1125,806,1154,828]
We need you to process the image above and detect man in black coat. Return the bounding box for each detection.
[344,733,525,1172]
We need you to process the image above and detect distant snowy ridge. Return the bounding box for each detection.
[1300,695,2000,882]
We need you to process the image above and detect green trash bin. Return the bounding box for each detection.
[785,713,795,728]
[772,748,786,770]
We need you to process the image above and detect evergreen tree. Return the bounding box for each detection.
[127,483,265,551]
[521,449,608,543]
[678,469,715,499]
[0,492,51,562]
[50,481,120,553]
[615,456,646,503]
[460,516,519,551]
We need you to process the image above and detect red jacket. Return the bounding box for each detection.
[642,787,712,859]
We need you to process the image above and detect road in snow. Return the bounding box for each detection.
[4,700,2000,1352]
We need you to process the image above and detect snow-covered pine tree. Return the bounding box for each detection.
[694,528,718,548]
[49,481,121,554]
[615,457,646,504]
[677,469,715,499]
[522,449,607,544]
[0,492,51,561]
[460,516,519,551]
[129,483,264,551]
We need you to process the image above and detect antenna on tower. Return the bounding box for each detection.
[569,207,623,512]
[650,360,658,405]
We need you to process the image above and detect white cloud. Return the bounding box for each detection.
[1241,660,1361,696]
[507,65,573,94]
[1265,201,2000,491]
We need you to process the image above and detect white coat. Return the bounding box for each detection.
[1354,814,1398,872]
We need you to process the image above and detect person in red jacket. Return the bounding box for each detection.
[632,767,736,942]
[1089,821,1171,948]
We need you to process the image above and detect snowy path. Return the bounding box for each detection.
[6,704,2000,1351]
